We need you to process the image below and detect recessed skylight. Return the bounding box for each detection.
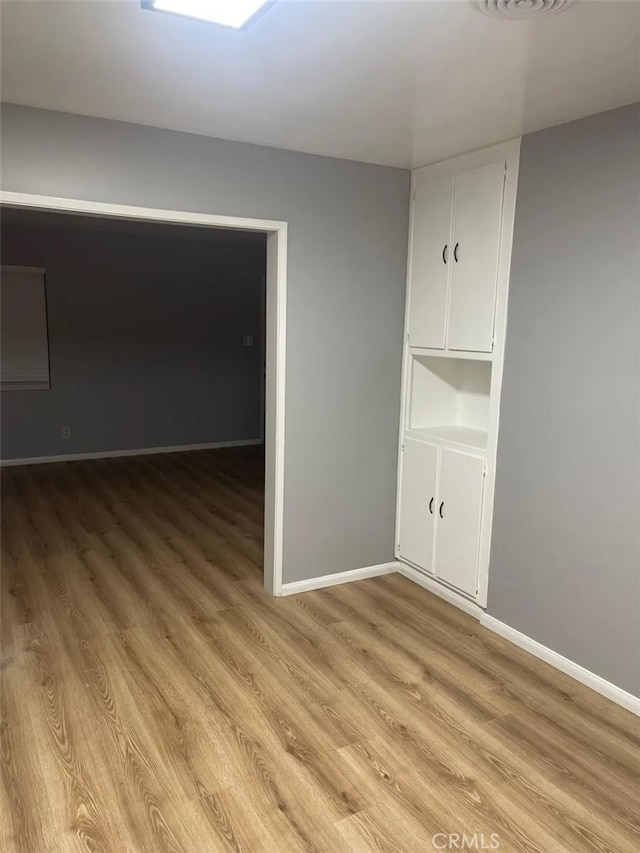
[143,0,272,29]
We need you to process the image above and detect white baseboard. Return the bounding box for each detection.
[397,563,639,715]
[397,562,483,619]
[480,614,640,717]
[280,562,397,596]
[0,438,263,467]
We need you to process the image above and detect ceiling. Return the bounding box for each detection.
[1,0,639,169]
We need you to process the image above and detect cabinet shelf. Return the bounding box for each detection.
[407,354,491,448]
[407,425,487,452]
[408,346,493,363]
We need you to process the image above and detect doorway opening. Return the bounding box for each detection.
[0,191,287,595]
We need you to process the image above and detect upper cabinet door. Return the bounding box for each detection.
[434,449,485,596]
[398,438,438,572]
[408,174,454,349]
[447,162,506,352]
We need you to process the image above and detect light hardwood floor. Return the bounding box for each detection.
[1,447,638,853]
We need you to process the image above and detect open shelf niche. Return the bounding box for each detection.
[407,355,492,451]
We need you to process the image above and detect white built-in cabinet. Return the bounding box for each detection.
[396,140,520,607]
[408,161,506,353]
[399,438,485,597]
[407,175,452,350]
[398,439,438,573]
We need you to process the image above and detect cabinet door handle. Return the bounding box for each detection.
[429,497,434,514]
[439,501,445,518]
[453,242,459,263]
[442,244,448,265]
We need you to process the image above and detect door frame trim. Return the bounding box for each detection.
[0,190,288,596]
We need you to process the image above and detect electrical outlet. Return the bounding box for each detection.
[62,426,71,439]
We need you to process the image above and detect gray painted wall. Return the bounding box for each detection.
[0,104,410,584]
[1,213,266,458]
[489,104,640,696]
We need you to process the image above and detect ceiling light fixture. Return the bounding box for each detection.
[142,0,273,29]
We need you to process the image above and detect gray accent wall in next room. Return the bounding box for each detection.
[1,212,267,459]
[489,104,640,696]
[0,104,410,585]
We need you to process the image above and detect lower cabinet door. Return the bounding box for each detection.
[398,438,438,572]
[434,448,485,596]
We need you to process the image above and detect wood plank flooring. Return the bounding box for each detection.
[1,447,638,852]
